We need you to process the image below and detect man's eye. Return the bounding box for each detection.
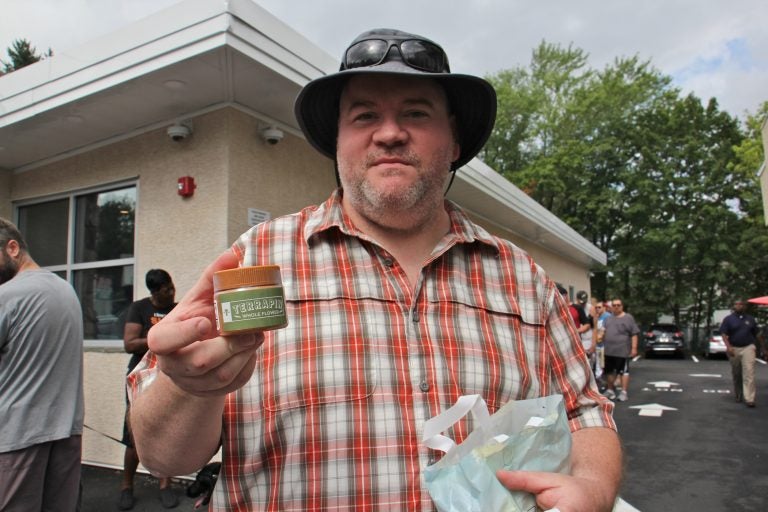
[352,111,377,122]
[405,110,429,118]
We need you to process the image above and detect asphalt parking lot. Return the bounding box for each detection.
[80,465,197,512]
[613,355,768,511]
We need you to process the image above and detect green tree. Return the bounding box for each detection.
[1,38,52,74]
[615,95,745,342]
[484,43,674,306]
[483,41,765,345]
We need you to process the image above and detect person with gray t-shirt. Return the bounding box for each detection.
[0,217,84,511]
[601,298,640,402]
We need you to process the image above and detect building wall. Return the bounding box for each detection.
[225,108,336,244]
[82,351,130,468]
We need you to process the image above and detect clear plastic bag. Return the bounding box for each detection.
[422,394,571,512]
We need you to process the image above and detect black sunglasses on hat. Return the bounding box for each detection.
[342,38,450,73]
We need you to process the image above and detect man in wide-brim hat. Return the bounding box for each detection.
[129,28,621,511]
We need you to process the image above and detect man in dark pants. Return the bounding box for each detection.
[720,299,760,407]
[119,269,178,509]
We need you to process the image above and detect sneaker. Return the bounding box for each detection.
[603,389,616,400]
[160,487,179,509]
[617,390,628,402]
[118,489,135,511]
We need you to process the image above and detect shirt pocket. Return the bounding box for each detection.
[423,282,546,411]
[262,276,390,412]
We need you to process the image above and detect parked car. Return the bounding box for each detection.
[704,328,727,359]
[643,323,686,358]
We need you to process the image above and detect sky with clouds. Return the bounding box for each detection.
[1,0,766,120]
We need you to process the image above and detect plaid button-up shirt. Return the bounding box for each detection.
[129,189,614,511]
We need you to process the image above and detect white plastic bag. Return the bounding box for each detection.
[422,394,571,512]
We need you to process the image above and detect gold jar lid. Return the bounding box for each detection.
[213,265,282,292]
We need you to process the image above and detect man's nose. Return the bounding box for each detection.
[372,116,408,147]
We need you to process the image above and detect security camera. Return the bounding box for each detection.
[167,123,191,141]
[261,126,284,145]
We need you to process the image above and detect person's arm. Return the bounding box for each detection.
[129,250,265,476]
[721,323,733,355]
[497,427,622,511]
[123,322,147,354]
[582,321,595,354]
[630,334,638,358]
[495,282,621,510]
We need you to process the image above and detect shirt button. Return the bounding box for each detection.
[383,258,394,267]
[419,381,430,392]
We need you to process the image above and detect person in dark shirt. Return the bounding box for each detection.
[720,299,760,408]
[119,269,178,510]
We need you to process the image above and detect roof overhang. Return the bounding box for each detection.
[0,0,335,171]
[450,158,606,265]
[0,0,605,267]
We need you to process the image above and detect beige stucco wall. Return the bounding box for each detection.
[82,351,131,468]
[226,109,336,244]
[5,108,334,298]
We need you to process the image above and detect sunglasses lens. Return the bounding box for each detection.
[344,40,389,69]
[400,40,447,72]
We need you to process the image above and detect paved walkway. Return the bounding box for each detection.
[81,465,197,512]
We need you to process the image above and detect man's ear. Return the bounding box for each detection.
[4,239,21,259]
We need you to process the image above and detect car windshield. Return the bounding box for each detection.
[651,324,679,333]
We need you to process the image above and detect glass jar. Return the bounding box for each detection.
[213,265,287,335]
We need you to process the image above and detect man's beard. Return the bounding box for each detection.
[340,149,452,229]
[0,251,19,285]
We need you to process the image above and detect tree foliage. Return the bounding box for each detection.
[484,42,768,349]
[1,38,52,74]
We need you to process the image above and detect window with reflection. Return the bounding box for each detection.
[17,198,68,266]
[16,184,136,340]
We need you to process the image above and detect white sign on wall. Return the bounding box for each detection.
[248,208,271,227]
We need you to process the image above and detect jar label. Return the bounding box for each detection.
[215,287,286,333]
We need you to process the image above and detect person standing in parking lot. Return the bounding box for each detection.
[593,300,612,387]
[720,299,759,408]
[602,299,639,402]
[119,269,179,510]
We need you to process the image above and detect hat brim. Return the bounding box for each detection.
[294,60,497,171]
